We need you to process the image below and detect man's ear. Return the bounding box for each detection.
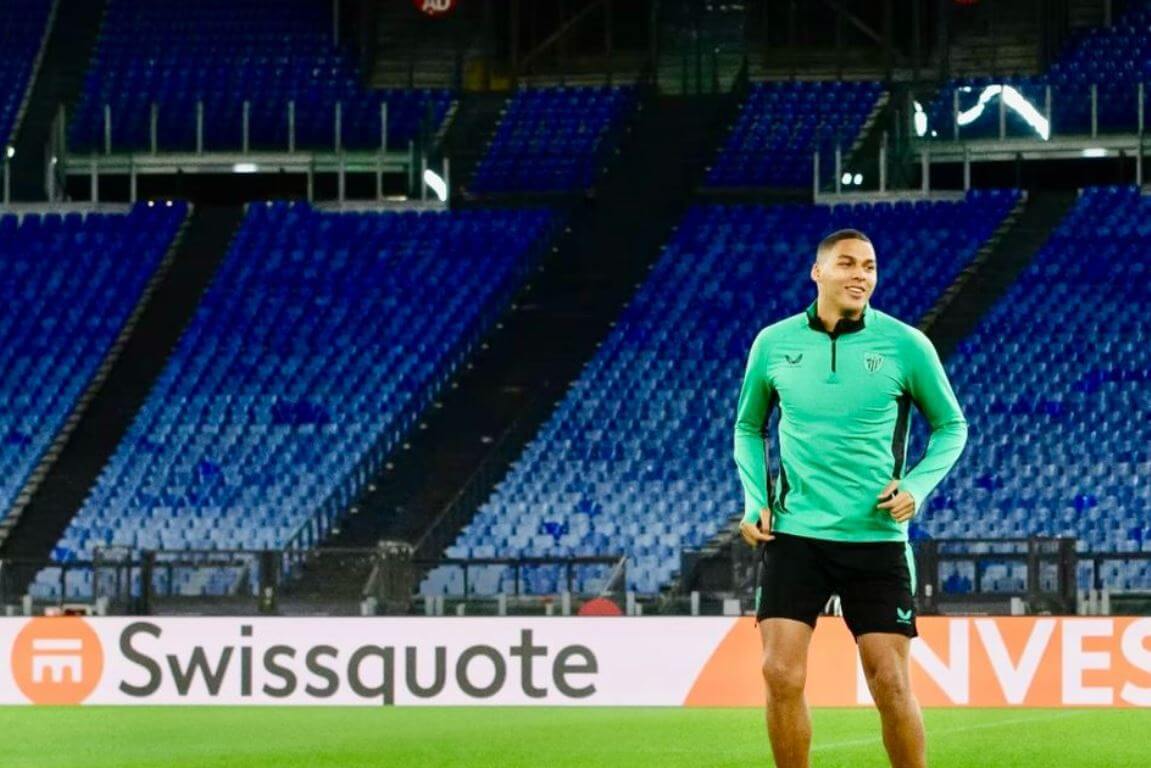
[810,261,821,282]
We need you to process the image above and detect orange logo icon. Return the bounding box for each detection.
[11,618,103,705]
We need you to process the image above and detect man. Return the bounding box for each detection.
[732,229,968,768]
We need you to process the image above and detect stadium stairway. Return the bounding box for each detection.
[835,88,893,190]
[941,3,1043,78]
[1069,0,1107,31]
[656,2,747,95]
[671,187,1078,599]
[9,0,107,201]
[440,92,509,199]
[0,206,245,586]
[370,0,469,89]
[281,92,742,606]
[922,188,1078,361]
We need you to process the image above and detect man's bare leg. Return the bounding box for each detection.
[759,619,815,768]
[858,633,926,768]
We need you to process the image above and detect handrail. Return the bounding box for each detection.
[411,384,561,561]
[8,0,59,147]
[599,554,628,598]
[517,0,609,75]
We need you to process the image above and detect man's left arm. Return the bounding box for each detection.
[897,330,969,512]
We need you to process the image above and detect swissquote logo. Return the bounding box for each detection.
[11,618,104,705]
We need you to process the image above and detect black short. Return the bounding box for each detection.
[755,532,917,639]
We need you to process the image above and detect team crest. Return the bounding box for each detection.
[864,352,884,373]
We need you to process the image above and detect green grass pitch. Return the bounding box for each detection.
[0,707,1146,767]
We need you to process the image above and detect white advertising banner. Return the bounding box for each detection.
[1,616,1149,707]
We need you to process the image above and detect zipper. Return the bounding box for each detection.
[830,334,838,373]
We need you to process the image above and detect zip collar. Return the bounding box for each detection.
[805,299,868,337]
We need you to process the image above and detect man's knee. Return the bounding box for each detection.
[864,662,912,708]
[762,654,806,700]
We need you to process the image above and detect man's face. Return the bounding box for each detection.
[811,238,877,317]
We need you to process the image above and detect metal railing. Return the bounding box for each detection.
[47,98,449,203]
[914,537,1079,614]
[411,386,565,563]
[0,548,626,617]
[918,82,1147,143]
[5,537,1149,617]
[415,555,625,598]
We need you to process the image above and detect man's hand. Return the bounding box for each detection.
[739,507,775,547]
[877,479,917,523]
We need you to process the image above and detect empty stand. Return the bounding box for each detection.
[423,190,1020,596]
[33,203,555,600]
[921,186,1151,592]
[0,203,187,532]
[706,80,884,188]
[469,86,637,194]
[925,2,1151,139]
[68,0,451,153]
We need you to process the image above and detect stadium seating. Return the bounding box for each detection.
[0,0,52,146]
[706,80,884,188]
[0,202,187,526]
[924,2,1151,138]
[469,86,637,193]
[33,203,555,600]
[422,189,1020,596]
[919,186,1151,592]
[68,0,451,153]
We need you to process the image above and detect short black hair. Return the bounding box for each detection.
[816,228,872,262]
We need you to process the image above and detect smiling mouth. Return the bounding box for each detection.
[845,287,865,298]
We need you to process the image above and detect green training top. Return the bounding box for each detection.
[733,300,968,542]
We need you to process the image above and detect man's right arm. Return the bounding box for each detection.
[733,329,775,526]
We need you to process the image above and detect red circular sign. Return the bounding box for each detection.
[413,0,456,17]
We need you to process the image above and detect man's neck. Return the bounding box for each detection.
[815,295,862,333]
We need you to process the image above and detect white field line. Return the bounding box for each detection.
[812,710,1090,753]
